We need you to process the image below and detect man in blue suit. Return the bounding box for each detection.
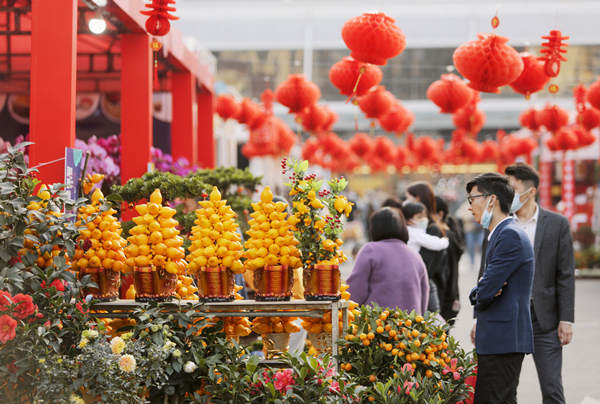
[466,173,534,404]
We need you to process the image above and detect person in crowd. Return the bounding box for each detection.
[456,199,484,269]
[433,196,465,324]
[347,207,429,313]
[504,163,574,404]
[467,173,534,404]
[406,181,446,313]
[401,201,449,254]
[381,196,403,210]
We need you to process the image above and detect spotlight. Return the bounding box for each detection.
[88,17,106,34]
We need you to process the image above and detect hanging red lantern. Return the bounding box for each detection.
[379,102,413,135]
[358,86,395,119]
[349,133,373,159]
[519,108,542,132]
[479,140,499,163]
[215,94,240,120]
[586,78,600,111]
[372,136,396,161]
[509,53,550,98]
[241,142,259,159]
[538,104,569,133]
[236,98,261,126]
[297,104,328,133]
[426,74,473,113]
[329,57,383,97]
[577,108,600,131]
[321,106,338,132]
[453,33,524,93]
[571,125,596,148]
[546,136,559,152]
[452,107,486,135]
[341,12,406,66]
[552,126,579,151]
[301,137,321,162]
[538,30,569,78]
[274,74,321,113]
[141,0,178,36]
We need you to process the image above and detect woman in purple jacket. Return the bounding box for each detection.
[347,207,430,313]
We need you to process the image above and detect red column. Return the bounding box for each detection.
[197,91,215,168]
[539,161,553,209]
[29,0,77,184]
[120,34,152,183]
[171,71,197,165]
[561,156,575,223]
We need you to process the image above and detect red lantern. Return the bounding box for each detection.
[297,104,328,133]
[302,138,320,162]
[358,86,395,119]
[453,107,486,135]
[571,125,596,148]
[341,12,406,65]
[241,142,259,159]
[349,133,373,159]
[509,53,550,98]
[519,108,542,132]
[426,74,473,113]
[479,140,499,163]
[586,78,600,111]
[141,0,178,36]
[552,127,579,151]
[577,108,600,131]
[372,136,396,161]
[321,106,338,132]
[329,57,383,97]
[379,102,414,135]
[538,30,569,78]
[215,94,239,120]
[274,74,321,113]
[453,33,524,93]
[538,104,569,133]
[236,98,261,126]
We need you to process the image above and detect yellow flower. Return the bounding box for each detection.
[69,393,85,404]
[118,354,136,372]
[314,220,326,231]
[78,338,89,349]
[334,196,348,214]
[110,336,126,355]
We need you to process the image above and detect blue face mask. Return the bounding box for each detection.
[481,196,493,229]
[510,188,532,214]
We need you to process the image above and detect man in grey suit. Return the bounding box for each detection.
[476,163,575,403]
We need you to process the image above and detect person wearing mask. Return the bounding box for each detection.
[504,163,574,404]
[433,196,465,324]
[401,201,449,254]
[347,207,429,313]
[406,182,446,313]
[467,173,534,404]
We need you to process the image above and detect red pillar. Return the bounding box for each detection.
[120,34,152,183]
[197,91,215,168]
[171,71,197,165]
[29,0,77,184]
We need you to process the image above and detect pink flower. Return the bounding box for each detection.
[329,380,340,394]
[0,291,12,312]
[442,358,463,381]
[401,363,415,375]
[401,381,419,395]
[273,369,295,393]
[11,294,37,319]
[0,314,17,343]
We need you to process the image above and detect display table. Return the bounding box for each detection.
[91,299,349,356]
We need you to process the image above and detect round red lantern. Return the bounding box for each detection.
[321,106,338,132]
[519,108,542,132]
[372,136,396,161]
[479,140,499,163]
[552,127,579,151]
[329,57,383,97]
[453,33,524,93]
[577,108,600,131]
[426,74,473,113]
[538,104,569,133]
[349,133,373,159]
[297,104,328,133]
[302,137,320,162]
[586,78,600,111]
[509,53,550,98]
[236,98,261,126]
[274,74,321,113]
[379,102,413,135]
[358,86,395,119]
[341,12,406,66]
[215,94,240,121]
[571,125,596,148]
[452,107,486,135]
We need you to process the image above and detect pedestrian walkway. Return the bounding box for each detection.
[453,254,600,403]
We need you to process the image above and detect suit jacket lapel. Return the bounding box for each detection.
[533,208,547,259]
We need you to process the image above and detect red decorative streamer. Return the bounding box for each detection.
[538,30,569,78]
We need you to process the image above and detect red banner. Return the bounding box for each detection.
[561,158,575,221]
[539,161,553,209]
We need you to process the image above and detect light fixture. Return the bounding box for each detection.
[91,0,107,6]
[88,17,106,34]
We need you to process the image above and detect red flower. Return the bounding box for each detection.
[76,301,89,315]
[11,294,37,319]
[6,361,17,373]
[0,315,17,343]
[0,291,12,312]
[41,279,65,292]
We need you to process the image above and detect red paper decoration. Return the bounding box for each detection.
[479,140,499,163]
[215,94,239,120]
[358,86,395,119]
[378,102,414,135]
[509,53,550,98]
[572,125,596,148]
[297,104,328,133]
[274,74,321,113]
[452,107,486,135]
[549,126,579,151]
[329,57,383,97]
[301,138,320,162]
[426,74,473,113]
[236,98,262,128]
[538,104,569,133]
[538,30,569,78]
[453,33,524,93]
[586,78,600,111]
[519,108,542,132]
[349,133,373,159]
[577,108,600,131]
[341,12,406,65]
[321,106,338,132]
[372,136,396,161]
[141,0,178,36]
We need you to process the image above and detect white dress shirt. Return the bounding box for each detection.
[513,204,539,247]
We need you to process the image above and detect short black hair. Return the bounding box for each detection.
[369,207,409,243]
[505,163,540,189]
[434,196,448,220]
[381,197,403,210]
[401,201,425,221]
[466,173,514,214]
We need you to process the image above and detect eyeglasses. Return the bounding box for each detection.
[467,194,490,204]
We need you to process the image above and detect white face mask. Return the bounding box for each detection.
[414,218,428,230]
[510,188,533,214]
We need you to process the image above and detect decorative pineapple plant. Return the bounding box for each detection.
[125,189,186,301]
[243,186,302,301]
[186,187,244,302]
[72,188,127,301]
[175,275,199,300]
[283,159,352,300]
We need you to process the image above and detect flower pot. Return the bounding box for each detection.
[194,266,234,302]
[307,332,332,354]
[119,272,134,299]
[133,266,176,302]
[262,332,290,359]
[303,264,341,301]
[254,265,292,301]
[79,267,120,301]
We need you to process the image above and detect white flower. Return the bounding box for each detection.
[162,340,176,352]
[151,324,161,333]
[81,329,98,340]
[118,354,136,372]
[183,361,197,374]
[172,349,181,358]
[110,336,125,354]
[69,393,85,404]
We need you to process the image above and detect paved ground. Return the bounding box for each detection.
[454,254,600,404]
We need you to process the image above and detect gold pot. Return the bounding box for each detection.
[254,265,292,301]
[80,267,120,301]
